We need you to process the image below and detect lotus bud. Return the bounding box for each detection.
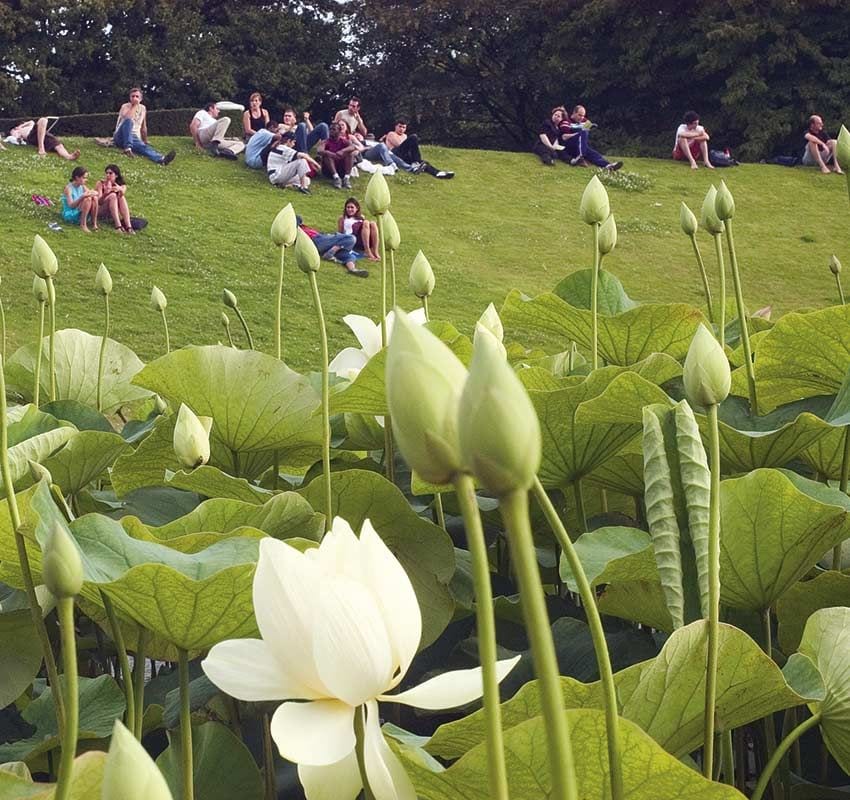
[383,210,401,251]
[473,321,507,359]
[408,250,435,298]
[103,720,175,800]
[153,394,168,415]
[222,288,238,309]
[683,323,731,407]
[31,234,58,278]
[598,213,617,255]
[28,460,53,484]
[150,286,167,312]
[365,170,391,215]
[477,302,504,342]
[579,175,610,225]
[700,186,724,235]
[173,403,212,470]
[458,326,541,494]
[830,254,842,275]
[32,276,48,303]
[837,125,850,168]
[294,228,320,274]
[680,203,698,237]
[42,521,83,599]
[386,309,467,484]
[714,180,735,221]
[94,263,113,296]
[220,311,230,327]
[270,203,297,248]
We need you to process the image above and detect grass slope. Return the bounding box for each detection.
[2,135,849,371]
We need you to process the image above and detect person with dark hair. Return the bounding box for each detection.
[242,92,270,140]
[559,105,622,171]
[298,215,369,277]
[338,197,380,260]
[96,163,135,233]
[245,122,281,169]
[9,118,80,160]
[317,122,359,189]
[382,119,454,179]
[266,130,319,194]
[112,88,175,165]
[673,110,713,169]
[803,114,843,174]
[61,166,99,232]
[189,101,231,152]
[334,97,368,141]
[532,107,568,165]
[279,107,329,153]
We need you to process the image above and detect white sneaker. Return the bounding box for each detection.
[342,175,351,189]
[332,175,342,189]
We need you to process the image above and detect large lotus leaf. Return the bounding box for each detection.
[1,412,76,496]
[40,430,129,495]
[165,466,276,503]
[801,426,850,479]
[553,267,639,315]
[599,580,675,631]
[778,572,850,652]
[0,675,124,763]
[798,607,850,772]
[752,306,850,413]
[111,413,181,495]
[0,751,106,799]
[300,469,454,648]
[5,329,151,412]
[157,721,263,800]
[559,525,657,591]
[719,469,850,611]
[133,345,322,459]
[586,444,645,496]
[7,405,74,445]
[0,605,42,709]
[408,709,745,800]
[330,320,472,416]
[40,399,114,432]
[501,288,708,365]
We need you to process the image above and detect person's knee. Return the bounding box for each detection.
[408,134,419,145]
[342,234,356,249]
[315,122,329,135]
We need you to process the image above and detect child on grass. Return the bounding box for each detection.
[61,166,99,232]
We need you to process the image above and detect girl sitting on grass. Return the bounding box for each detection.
[337,197,380,261]
[96,163,135,234]
[61,166,99,232]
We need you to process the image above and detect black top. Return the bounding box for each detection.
[538,118,560,145]
[248,111,267,133]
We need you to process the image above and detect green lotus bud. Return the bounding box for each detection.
[365,170,391,216]
[408,250,435,298]
[458,326,541,494]
[714,180,735,221]
[103,720,175,800]
[383,210,401,251]
[153,394,168,415]
[31,234,58,278]
[222,288,238,309]
[173,403,212,470]
[28,460,52,484]
[32,276,48,303]
[837,125,850,169]
[94,263,113,296]
[477,302,503,342]
[680,203,698,237]
[700,186,724,236]
[150,286,167,312]
[270,203,297,248]
[598,213,617,255]
[294,228,320,274]
[579,175,610,225]
[220,311,230,327]
[830,254,842,275]
[42,521,83,599]
[683,323,731,407]
[386,309,467,484]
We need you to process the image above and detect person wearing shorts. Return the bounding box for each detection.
[9,118,80,160]
[673,110,713,169]
[802,115,843,174]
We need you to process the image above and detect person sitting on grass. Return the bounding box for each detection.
[338,197,380,261]
[96,163,134,234]
[8,118,80,160]
[317,122,359,189]
[298,215,369,278]
[803,114,844,174]
[333,96,369,142]
[61,166,99,232]
[382,118,454,179]
[111,87,175,165]
[189,101,232,154]
[278,106,329,154]
[673,110,714,169]
[242,92,270,140]
[559,105,622,171]
[532,106,568,166]
[244,122,281,169]
[266,130,320,194]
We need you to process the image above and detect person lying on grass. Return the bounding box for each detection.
[61,166,99,232]
[9,118,80,160]
[381,117,455,178]
[298,215,370,278]
[96,163,135,234]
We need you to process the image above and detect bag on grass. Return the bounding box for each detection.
[709,149,739,167]
[130,217,148,231]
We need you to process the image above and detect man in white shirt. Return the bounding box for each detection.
[189,102,231,150]
[673,110,713,170]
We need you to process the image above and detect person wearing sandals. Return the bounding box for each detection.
[61,166,100,232]
[242,92,270,141]
[96,163,135,234]
[112,87,176,165]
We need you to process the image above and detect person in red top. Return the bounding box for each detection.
[317,122,360,189]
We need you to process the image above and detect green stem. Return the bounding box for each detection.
[500,489,577,800]
[101,592,134,734]
[353,705,376,800]
[233,306,254,350]
[275,246,285,360]
[53,597,78,800]
[34,301,45,407]
[712,234,727,350]
[378,216,387,347]
[723,221,758,414]
[0,296,6,364]
[690,235,714,322]
[96,295,110,413]
[532,478,623,800]
[178,648,194,800]
[308,272,332,533]
[0,355,64,728]
[591,222,600,370]
[572,479,587,533]
[761,606,781,797]
[454,474,510,800]
[721,729,735,785]
[835,427,850,569]
[132,628,147,739]
[223,317,235,348]
[263,713,276,800]
[703,403,721,779]
[389,242,397,309]
[751,713,822,800]
[160,309,171,354]
[422,295,430,321]
[836,273,846,306]
[383,417,395,484]
[433,493,446,530]
[46,277,56,401]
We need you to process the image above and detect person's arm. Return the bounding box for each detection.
[538,132,563,150]
[302,111,314,132]
[296,152,321,171]
[337,215,345,233]
[242,110,253,137]
[140,109,148,143]
[354,113,367,137]
[333,110,344,124]
[385,131,403,148]
[189,116,204,148]
[804,131,829,150]
[64,184,84,208]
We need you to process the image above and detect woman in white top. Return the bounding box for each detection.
[337,197,380,261]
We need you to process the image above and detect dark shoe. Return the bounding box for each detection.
[161,149,176,165]
[346,267,369,278]
[296,185,311,195]
[218,148,238,160]
[606,161,623,171]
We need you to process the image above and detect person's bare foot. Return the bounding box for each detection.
[69,149,80,161]
[37,150,47,157]
[835,167,844,175]
[690,162,699,170]
[704,162,715,169]
[367,254,380,261]
[81,226,91,233]
[821,166,831,174]
[123,148,134,158]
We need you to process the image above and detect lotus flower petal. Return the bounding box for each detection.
[298,751,362,800]
[363,700,417,800]
[270,699,356,766]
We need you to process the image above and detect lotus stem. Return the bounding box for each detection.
[307,272,332,532]
[454,474,510,800]
[133,627,148,739]
[712,234,727,349]
[46,276,56,401]
[378,216,388,347]
[383,419,395,484]
[0,296,6,364]
[0,356,64,727]
[751,712,822,800]
[96,294,110,413]
[532,478,623,800]
[263,713,276,800]
[275,247,285,360]
[422,295,430,320]
[233,305,254,351]
[723,221,758,414]
[159,308,171,354]
[34,301,45,407]
[689,235,714,322]
[222,314,235,348]
[178,647,194,800]
[721,729,735,785]
[499,489,578,800]
[354,705,376,800]
[53,597,78,800]
[101,591,134,734]
[591,222,600,370]
[835,427,850,569]
[703,403,721,779]
[836,273,846,306]
[389,249,397,309]
[572,479,588,533]
[433,493,446,530]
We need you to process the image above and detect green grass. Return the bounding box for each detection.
[2,136,850,371]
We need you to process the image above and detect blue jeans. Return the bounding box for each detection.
[312,233,357,262]
[113,118,164,163]
[362,142,412,171]
[562,129,609,168]
[296,122,329,153]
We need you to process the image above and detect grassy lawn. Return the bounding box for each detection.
[2,135,849,371]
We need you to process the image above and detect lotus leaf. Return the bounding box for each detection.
[39,399,114,432]
[165,466,276,503]
[777,572,850,652]
[553,267,638,315]
[586,445,645,496]
[0,603,42,709]
[559,525,657,591]
[599,580,675,631]
[40,430,129,495]
[0,751,106,799]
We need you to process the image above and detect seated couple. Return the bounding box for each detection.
[533,105,623,171]
[298,214,370,278]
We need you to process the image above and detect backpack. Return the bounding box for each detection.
[709,149,739,167]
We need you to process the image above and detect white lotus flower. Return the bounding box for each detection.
[202,517,519,800]
[329,309,427,382]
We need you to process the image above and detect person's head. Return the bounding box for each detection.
[280,130,296,146]
[683,110,700,128]
[249,92,263,107]
[809,114,824,132]
[205,101,220,117]
[347,97,361,113]
[329,121,344,139]
[393,118,408,134]
[550,106,566,123]
[343,197,362,218]
[70,166,88,183]
[571,105,587,122]
[104,163,125,185]
[128,88,143,104]
[282,107,297,127]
